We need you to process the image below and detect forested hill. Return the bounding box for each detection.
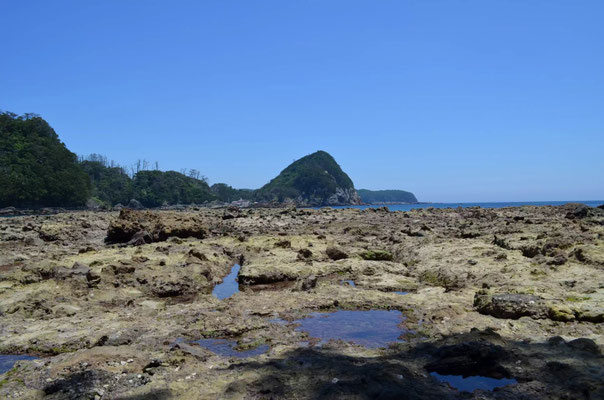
[0,112,402,208]
[0,112,91,207]
[255,151,361,206]
[357,189,418,204]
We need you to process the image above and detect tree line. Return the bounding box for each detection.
[0,112,241,208]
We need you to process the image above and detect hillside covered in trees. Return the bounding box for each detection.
[255,151,361,206]
[0,112,416,209]
[357,189,418,204]
[0,112,91,207]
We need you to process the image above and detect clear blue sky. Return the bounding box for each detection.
[2,1,603,202]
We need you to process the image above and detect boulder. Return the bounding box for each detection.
[474,291,547,319]
[567,338,600,354]
[106,209,207,243]
[128,199,144,210]
[296,274,317,291]
[326,247,348,261]
[86,198,106,211]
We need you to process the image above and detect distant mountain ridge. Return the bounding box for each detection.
[357,189,418,204]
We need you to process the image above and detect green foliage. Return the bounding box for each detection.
[211,183,254,202]
[357,189,417,204]
[80,158,132,205]
[359,250,393,261]
[0,112,90,207]
[132,170,217,207]
[256,150,355,203]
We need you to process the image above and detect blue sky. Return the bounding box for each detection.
[2,0,603,202]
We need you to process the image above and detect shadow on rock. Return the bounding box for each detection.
[222,329,604,400]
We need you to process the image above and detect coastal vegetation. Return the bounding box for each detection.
[0,112,90,207]
[255,150,360,205]
[1,112,415,208]
[357,189,418,204]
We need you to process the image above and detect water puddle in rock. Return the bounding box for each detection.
[290,310,405,348]
[193,338,269,358]
[1,355,38,374]
[430,372,517,392]
[394,291,409,295]
[212,264,240,300]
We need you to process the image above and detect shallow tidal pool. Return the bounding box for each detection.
[0,355,38,375]
[288,310,406,348]
[193,338,269,358]
[212,264,240,300]
[430,372,517,392]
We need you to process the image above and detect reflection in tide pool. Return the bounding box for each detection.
[194,338,268,358]
[0,355,38,374]
[430,372,517,392]
[292,310,405,348]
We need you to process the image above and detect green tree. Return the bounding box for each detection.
[0,112,90,207]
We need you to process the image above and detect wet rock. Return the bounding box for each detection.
[326,247,348,261]
[171,342,212,361]
[474,291,547,319]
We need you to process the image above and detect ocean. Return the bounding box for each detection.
[324,200,604,212]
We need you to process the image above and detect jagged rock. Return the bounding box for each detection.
[127,230,152,246]
[106,209,206,243]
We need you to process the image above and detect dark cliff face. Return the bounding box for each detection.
[255,151,361,206]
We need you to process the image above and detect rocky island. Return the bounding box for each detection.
[1,202,603,399]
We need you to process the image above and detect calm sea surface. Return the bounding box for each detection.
[325,200,604,212]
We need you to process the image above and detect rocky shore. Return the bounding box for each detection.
[0,204,603,399]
